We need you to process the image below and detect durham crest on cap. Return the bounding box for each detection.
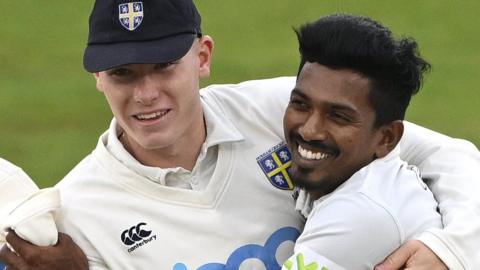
[118,2,144,31]
[84,0,202,72]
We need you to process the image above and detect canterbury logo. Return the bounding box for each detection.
[121,222,153,246]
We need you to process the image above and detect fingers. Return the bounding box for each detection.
[56,233,73,246]
[2,232,89,270]
[0,244,27,270]
[375,240,418,270]
[57,233,89,270]
[4,231,35,260]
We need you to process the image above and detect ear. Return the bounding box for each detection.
[197,35,214,78]
[93,72,104,92]
[374,120,404,158]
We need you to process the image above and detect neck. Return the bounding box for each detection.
[120,114,206,171]
[122,137,204,170]
[308,190,328,201]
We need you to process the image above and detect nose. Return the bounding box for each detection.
[133,75,160,106]
[298,113,327,142]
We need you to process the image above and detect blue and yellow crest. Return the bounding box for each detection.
[257,142,294,190]
[119,2,144,31]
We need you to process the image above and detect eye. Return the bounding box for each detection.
[108,67,132,77]
[154,61,176,70]
[289,96,309,111]
[329,111,352,123]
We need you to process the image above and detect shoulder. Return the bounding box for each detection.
[55,131,111,194]
[0,158,38,191]
[0,158,24,180]
[202,76,295,95]
[0,158,39,208]
[356,156,441,239]
[305,192,401,238]
[201,76,295,111]
[296,192,402,268]
[200,77,295,136]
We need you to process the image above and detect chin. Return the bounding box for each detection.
[128,136,163,150]
[292,177,323,191]
[140,140,172,150]
[291,172,338,197]
[135,131,176,148]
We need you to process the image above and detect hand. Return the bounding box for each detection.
[375,240,448,270]
[0,230,88,270]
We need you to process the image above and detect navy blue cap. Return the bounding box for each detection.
[83,0,202,72]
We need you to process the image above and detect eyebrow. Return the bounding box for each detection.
[291,88,308,99]
[292,88,359,115]
[330,103,359,115]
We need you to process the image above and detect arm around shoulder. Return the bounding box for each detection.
[399,121,480,269]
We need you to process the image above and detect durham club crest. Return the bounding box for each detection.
[257,142,294,190]
[119,2,144,31]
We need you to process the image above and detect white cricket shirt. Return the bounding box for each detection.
[284,148,442,269]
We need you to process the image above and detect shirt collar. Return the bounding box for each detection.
[198,96,244,157]
[104,97,243,185]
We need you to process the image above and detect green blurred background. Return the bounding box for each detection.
[0,1,478,187]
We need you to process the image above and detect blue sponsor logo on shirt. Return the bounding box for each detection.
[172,226,300,270]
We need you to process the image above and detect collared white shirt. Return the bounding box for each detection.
[105,97,243,191]
[286,147,442,269]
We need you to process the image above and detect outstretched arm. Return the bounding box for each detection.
[382,121,480,269]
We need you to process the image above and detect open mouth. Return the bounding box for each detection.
[134,110,170,121]
[297,144,333,160]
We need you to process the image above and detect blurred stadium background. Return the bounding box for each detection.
[0,1,478,187]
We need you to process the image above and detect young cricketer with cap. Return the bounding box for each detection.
[1,0,479,269]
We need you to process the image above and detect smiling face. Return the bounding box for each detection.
[94,37,213,166]
[284,63,393,199]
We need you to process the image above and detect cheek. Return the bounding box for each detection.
[103,90,130,115]
[331,128,364,153]
[283,110,295,140]
[169,74,199,104]
[283,108,301,131]
[342,132,374,155]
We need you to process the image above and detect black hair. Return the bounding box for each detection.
[295,14,430,127]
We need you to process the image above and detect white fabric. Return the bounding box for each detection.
[400,122,480,269]
[290,148,442,269]
[55,76,480,269]
[0,158,60,246]
[2,188,60,247]
[0,158,38,208]
[56,77,304,269]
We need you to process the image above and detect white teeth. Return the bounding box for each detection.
[297,145,331,160]
[136,111,167,120]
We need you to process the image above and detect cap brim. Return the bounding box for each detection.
[83,33,196,73]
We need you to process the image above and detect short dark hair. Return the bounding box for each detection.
[295,14,430,127]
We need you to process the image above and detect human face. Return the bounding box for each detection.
[95,37,213,158]
[284,63,387,199]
